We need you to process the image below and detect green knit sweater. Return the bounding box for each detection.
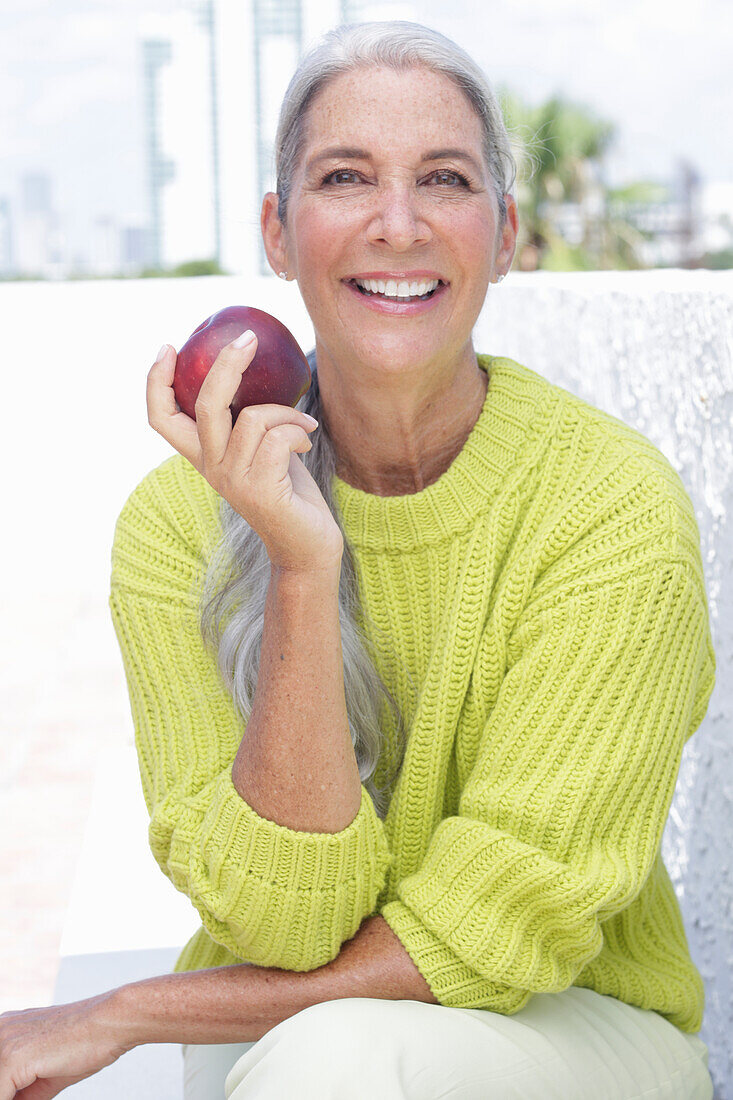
[109,354,715,1034]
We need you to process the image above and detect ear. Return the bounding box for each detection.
[494,193,519,276]
[261,192,290,277]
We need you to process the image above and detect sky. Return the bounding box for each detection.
[1,0,731,251]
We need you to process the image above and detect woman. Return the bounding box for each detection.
[0,20,716,1100]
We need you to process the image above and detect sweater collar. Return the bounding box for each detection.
[330,355,555,553]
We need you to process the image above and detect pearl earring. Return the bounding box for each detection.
[496,273,506,283]
[278,271,288,280]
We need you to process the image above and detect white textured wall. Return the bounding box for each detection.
[474,270,733,1098]
[0,271,729,1092]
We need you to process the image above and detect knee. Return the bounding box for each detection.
[264,996,379,1059]
[225,998,394,1099]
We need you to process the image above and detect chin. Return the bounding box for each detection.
[356,338,448,370]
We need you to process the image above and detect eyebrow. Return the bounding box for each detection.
[306,146,483,175]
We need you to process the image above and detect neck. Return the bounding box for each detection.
[317,350,489,497]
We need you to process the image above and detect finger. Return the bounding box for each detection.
[146,347,203,469]
[195,332,259,468]
[242,422,313,499]
[226,404,317,478]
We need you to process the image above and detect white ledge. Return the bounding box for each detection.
[493,268,733,292]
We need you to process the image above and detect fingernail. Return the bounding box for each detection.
[155,344,168,362]
[233,329,256,348]
[304,414,319,427]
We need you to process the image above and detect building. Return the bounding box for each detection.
[138,6,218,272]
[0,197,13,277]
[11,172,68,279]
[139,0,417,278]
[221,0,418,276]
[699,181,733,259]
[121,226,150,271]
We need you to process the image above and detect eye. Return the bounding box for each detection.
[321,169,361,185]
[430,169,470,187]
[319,167,472,188]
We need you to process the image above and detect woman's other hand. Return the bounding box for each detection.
[0,995,130,1099]
[146,335,344,575]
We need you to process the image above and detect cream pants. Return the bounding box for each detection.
[181,986,713,1099]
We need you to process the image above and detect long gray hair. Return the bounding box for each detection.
[198,21,517,821]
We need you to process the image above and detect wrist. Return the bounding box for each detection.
[269,563,342,598]
[90,984,147,1052]
[102,976,173,1049]
[270,559,342,583]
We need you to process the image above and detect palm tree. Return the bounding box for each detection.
[497,87,647,270]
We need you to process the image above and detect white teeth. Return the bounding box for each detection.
[354,277,440,298]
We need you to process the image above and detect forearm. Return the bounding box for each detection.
[112,915,439,1048]
[231,563,362,833]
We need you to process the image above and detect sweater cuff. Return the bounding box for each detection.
[197,768,392,879]
[380,899,528,1013]
[166,770,393,969]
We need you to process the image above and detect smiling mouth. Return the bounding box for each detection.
[346,279,445,302]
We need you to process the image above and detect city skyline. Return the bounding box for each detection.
[2,0,731,275]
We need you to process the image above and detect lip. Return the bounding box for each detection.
[345,271,447,282]
[343,277,448,315]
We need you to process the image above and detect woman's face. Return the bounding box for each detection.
[264,65,515,376]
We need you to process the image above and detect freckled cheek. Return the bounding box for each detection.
[325,208,372,256]
[442,221,493,298]
[294,222,343,285]
[290,227,344,323]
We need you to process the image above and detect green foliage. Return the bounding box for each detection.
[700,248,733,269]
[139,258,227,278]
[607,181,672,204]
[0,258,233,282]
[539,228,595,271]
[498,85,615,195]
[170,258,226,276]
[495,85,667,270]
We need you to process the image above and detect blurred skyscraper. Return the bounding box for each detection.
[0,198,13,277]
[121,226,150,269]
[12,172,66,278]
[138,6,218,271]
[91,216,122,276]
[138,0,416,278]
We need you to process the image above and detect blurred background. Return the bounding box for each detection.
[1,0,732,281]
[1,1,731,1097]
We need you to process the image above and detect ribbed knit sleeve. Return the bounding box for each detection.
[109,458,393,971]
[380,558,716,1013]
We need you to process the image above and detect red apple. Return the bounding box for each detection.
[173,305,311,424]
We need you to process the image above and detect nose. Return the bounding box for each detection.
[366,182,432,251]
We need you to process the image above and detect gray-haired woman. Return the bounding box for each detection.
[0,20,716,1100]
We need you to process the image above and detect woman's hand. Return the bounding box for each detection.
[0,994,131,1099]
[146,334,344,575]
